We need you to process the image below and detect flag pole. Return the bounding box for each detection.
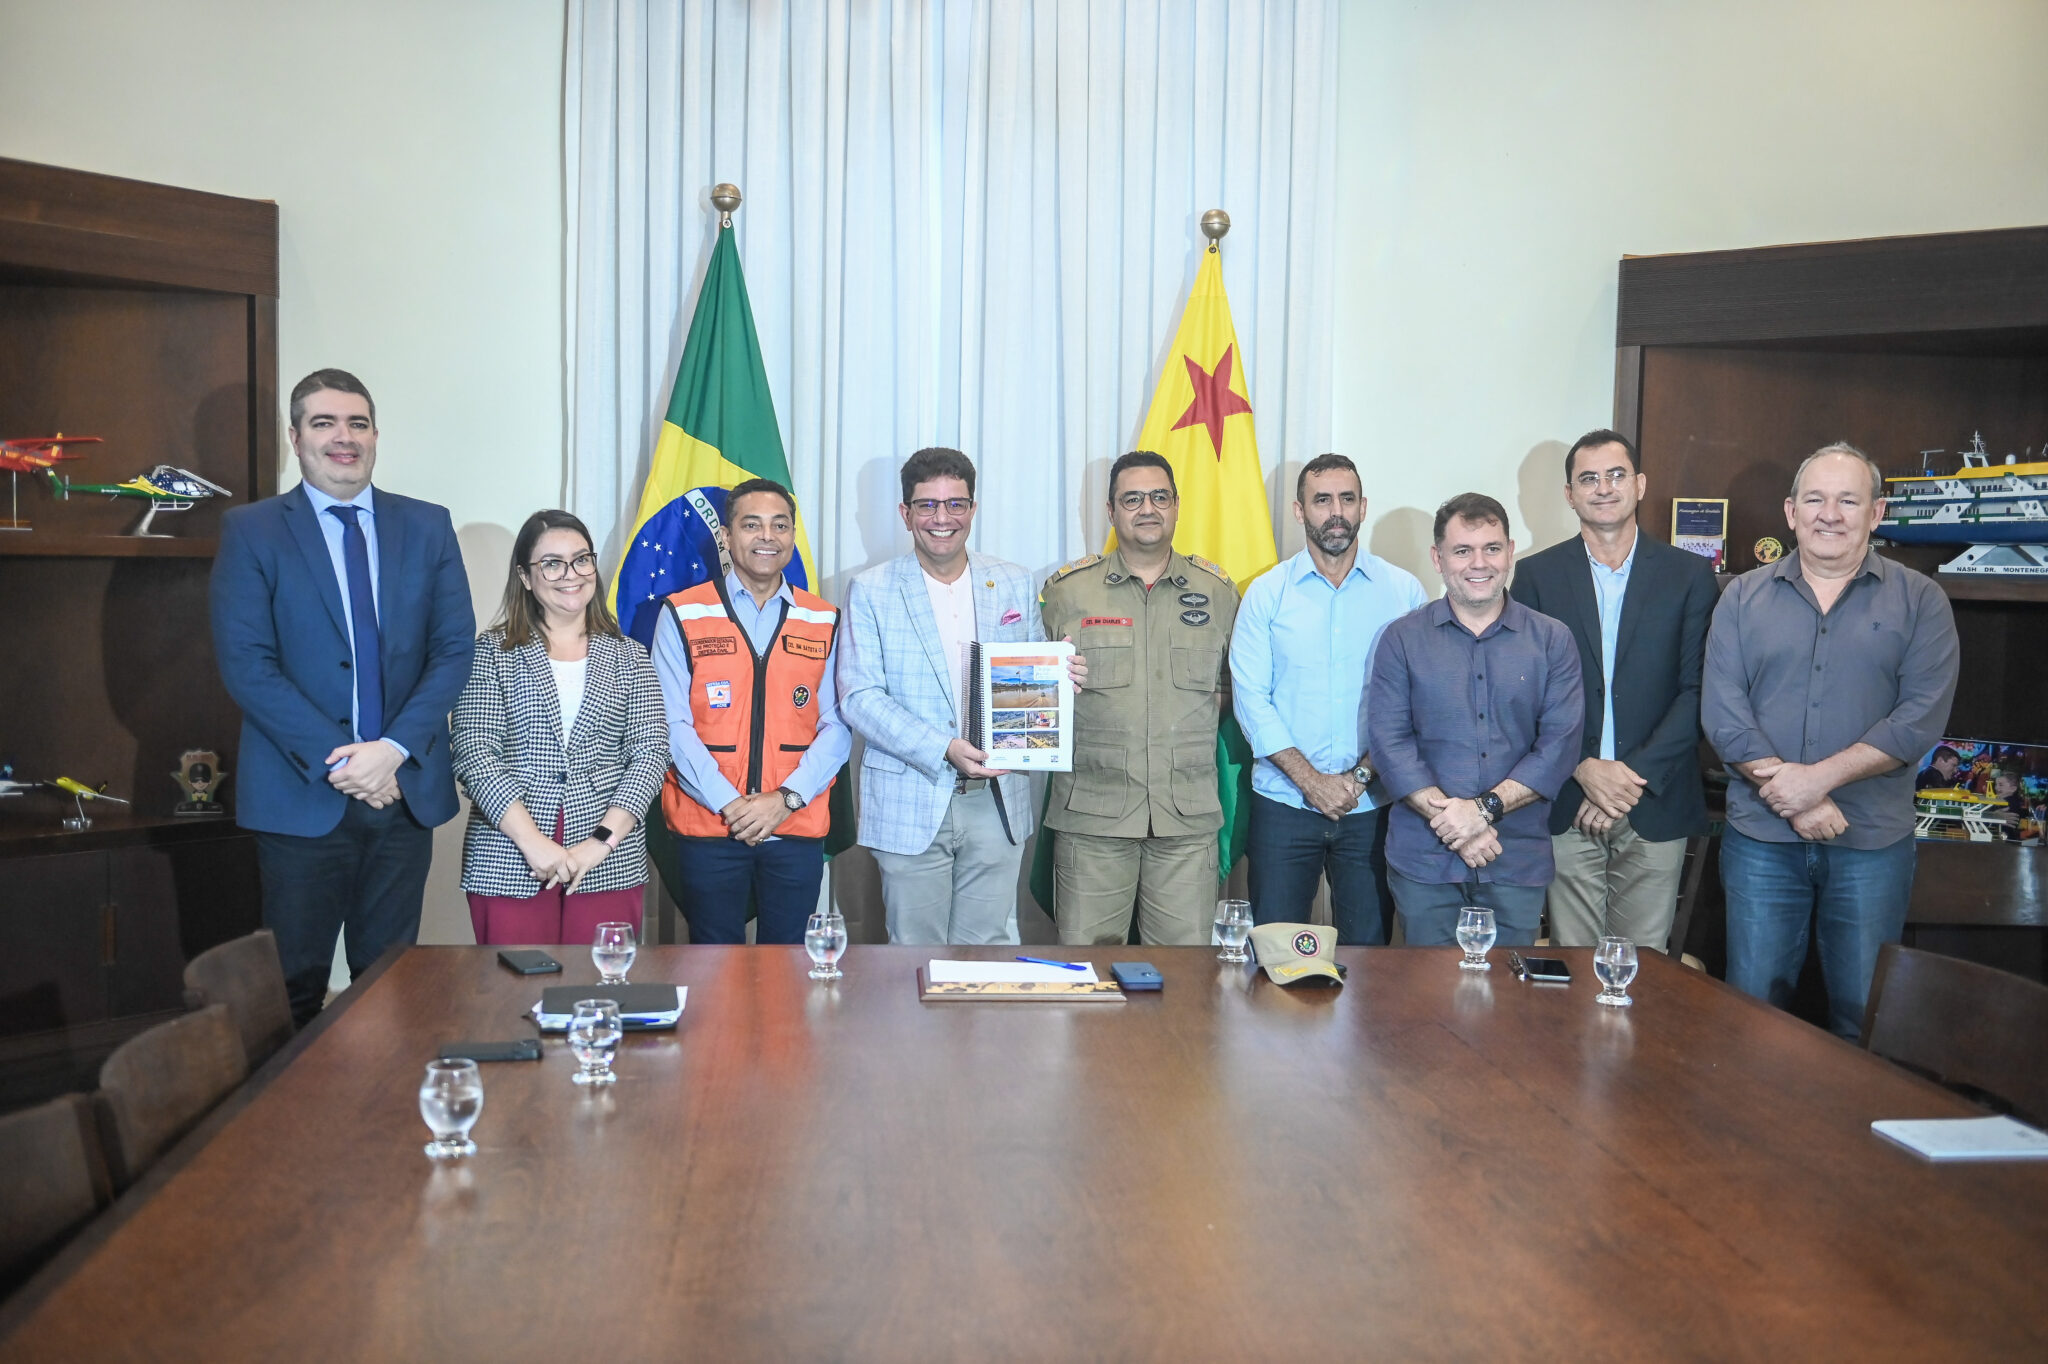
[1200,207,1230,252]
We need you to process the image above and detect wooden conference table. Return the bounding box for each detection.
[3,945,2046,1361]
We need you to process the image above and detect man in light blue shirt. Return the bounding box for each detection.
[1231,455,1427,943]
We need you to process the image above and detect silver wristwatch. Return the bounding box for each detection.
[1351,760,1376,787]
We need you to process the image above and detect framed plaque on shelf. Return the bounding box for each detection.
[1672,498,1729,572]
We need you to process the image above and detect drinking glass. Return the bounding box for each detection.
[592,921,636,984]
[1455,907,1496,971]
[1214,899,1252,964]
[567,999,623,1085]
[419,1058,483,1158]
[805,910,848,980]
[1595,936,1640,1008]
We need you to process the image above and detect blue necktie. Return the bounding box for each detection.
[327,504,384,742]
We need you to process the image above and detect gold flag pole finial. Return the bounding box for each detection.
[1200,208,1230,253]
[711,183,742,229]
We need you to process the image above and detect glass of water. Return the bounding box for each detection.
[567,999,623,1085]
[592,921,636,984]
[1595,936,1640,1007]
[805,910,848,980]
[419,1058,483,1158]
[1455,907,1496,971]
[1214,899,1252,963]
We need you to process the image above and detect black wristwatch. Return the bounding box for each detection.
[1476,790,1505,825]
[591,823,621,849]
[778,786,805,812]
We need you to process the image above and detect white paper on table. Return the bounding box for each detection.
[533,985,687,1031]
[1871,1115,2048,1161]
[925,959,1100,985]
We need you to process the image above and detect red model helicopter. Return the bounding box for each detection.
[0,434,101,530]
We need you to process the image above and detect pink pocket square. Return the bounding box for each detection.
[999,608,1023,625]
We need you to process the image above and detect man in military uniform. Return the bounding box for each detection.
[1039,450,1239,945]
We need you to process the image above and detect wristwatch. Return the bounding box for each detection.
[1351,760,1376,787]
[778,786,805,812]
[1476,790,1505,825]
[591,823,621,849]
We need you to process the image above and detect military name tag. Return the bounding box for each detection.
[1181,609,1210,626]
[1178,592,1209,607]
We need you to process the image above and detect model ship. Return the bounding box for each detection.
[1878,433,2048,575]
[1913,785,2003,841]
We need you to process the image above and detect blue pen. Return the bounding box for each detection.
[1016,955,1088,972]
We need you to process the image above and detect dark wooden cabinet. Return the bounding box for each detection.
[0,159,279,1107]
[1615,226,2048,982]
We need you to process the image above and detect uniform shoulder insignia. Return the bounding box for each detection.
[1184,553,1233,587]
[1048,553,1103,584]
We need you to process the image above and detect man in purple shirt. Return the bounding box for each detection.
[1367,493,1584,947]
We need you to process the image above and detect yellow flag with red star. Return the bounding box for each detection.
[1122,246,1278,586]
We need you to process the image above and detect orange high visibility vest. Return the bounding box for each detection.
[661,578,838,839]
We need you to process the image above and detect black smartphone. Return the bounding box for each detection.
[1516,954,1572,984]
[497,949,562,975]
[439,1039,542,1063]
[1111,961,1164,991]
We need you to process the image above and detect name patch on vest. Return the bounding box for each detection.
[706,680,733,709]
[792,684,812,709]
[781,634,830,660]
[1180,609,1211,627]
[690,635,737,659]
[1080,616,1132,627]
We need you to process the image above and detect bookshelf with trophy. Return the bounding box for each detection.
[0,159,275,1106]
[1615,225,2048,984]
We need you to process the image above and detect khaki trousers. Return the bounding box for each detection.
[1052,830,1215,946]
[1546,814,1688,952]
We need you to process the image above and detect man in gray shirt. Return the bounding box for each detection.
[1703,443,1959,1040]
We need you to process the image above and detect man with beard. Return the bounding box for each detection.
[1508,429,1718,954]
[1367,493,1583,947]
[1230,454,1425,943]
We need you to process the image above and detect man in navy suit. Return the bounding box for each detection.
[1508,429,1717,954]
[211,369,474,1023]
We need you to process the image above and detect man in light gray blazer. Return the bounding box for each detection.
[840,448,1049,943]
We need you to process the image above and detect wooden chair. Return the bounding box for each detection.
[1862,944,2048,1127]
[94,1004,248,1191]
[183,928,296,1071]
[1664,832,1713,968]
[0,1094,113,1290]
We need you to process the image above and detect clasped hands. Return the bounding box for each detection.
[1420,790,1501,869]
[326,739,404,808]
[1570,757,1648,836]
[1746,757,1848,841]
[720,791,792,846]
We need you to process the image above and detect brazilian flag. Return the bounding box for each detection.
[613,221,817,645]
[614,218,853,865]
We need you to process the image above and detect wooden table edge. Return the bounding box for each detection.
[0,940,409,1338]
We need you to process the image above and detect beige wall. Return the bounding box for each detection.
[0,0,566,948]
[1332,0,2048,579]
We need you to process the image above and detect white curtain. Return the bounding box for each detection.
[566,0,1340,599]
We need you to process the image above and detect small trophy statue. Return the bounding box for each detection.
[173,750,229,816]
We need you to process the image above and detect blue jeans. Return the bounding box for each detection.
[675,835,825,945]
[1720,829,1916,1041]
[1247,795,1390,945]
[1386,870,1546,948]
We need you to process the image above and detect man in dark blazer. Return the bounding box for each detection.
[210,369,474,1023]
[1508,429,1717,953]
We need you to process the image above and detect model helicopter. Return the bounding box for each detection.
[45,462,232,536]
[0,434,100,530]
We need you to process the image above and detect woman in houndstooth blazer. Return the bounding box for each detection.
[452,510,669,945]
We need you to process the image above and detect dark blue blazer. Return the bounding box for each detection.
[209,483,475,837]
[1507,532,1718,842]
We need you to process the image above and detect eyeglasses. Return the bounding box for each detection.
[1116,489,1177,511]
[909,498,973,516]
[1572,469,1635,490]
[530,552,598,582]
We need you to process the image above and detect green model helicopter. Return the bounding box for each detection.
[45,463,232,536]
